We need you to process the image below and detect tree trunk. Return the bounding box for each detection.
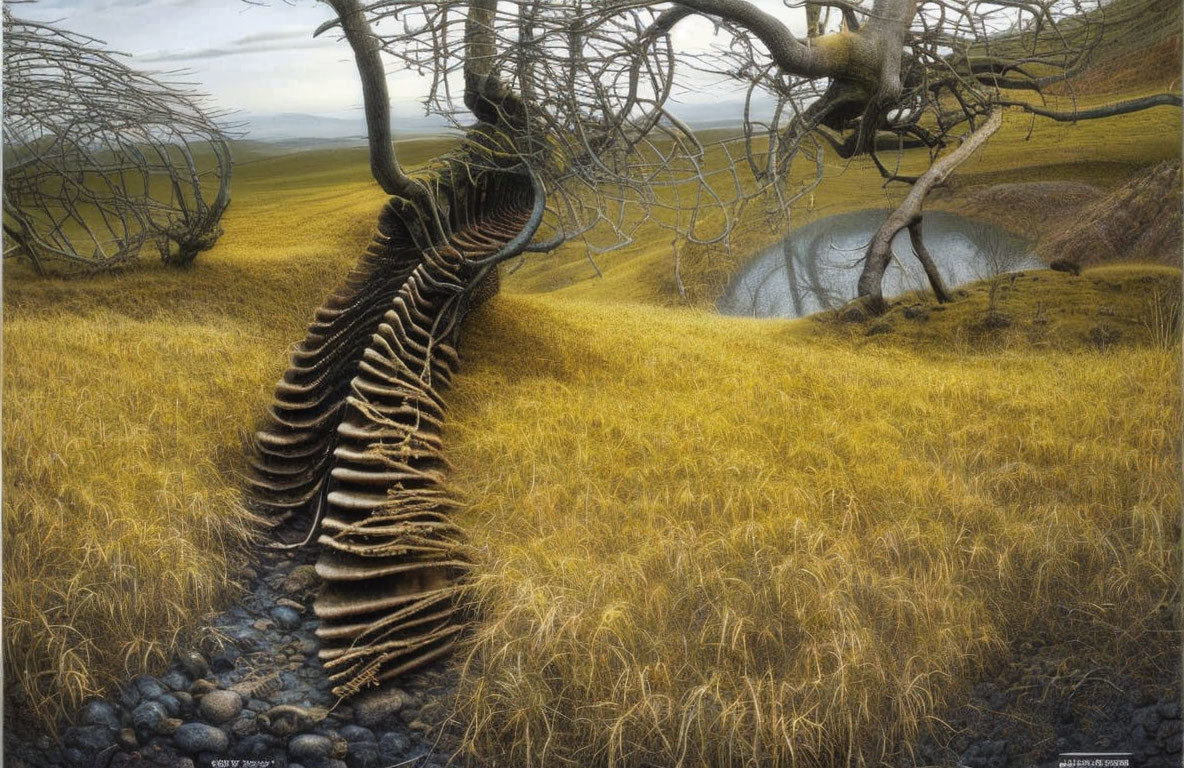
[324,0,416,200]
[856,108,1001,313]
[806,5,824,37]
[908,217,952,303]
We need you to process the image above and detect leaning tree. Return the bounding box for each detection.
[249,0,1181,700]
[2,8,232,274]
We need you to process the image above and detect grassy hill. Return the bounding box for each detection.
[3,2,1180,761]
[447,278,1178,765]
[3,135,453,726]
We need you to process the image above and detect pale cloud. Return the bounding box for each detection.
[11,0,812,118]
[138,37,325,64]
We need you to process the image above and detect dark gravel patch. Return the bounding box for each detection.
[5,546,464,768]
[901,640,1180,768]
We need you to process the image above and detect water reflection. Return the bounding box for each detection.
[718,210,1041,319]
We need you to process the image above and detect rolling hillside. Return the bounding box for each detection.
[3,0,1180,763]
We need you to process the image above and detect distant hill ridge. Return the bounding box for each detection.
[239,98,778,143]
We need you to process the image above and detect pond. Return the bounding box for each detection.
[717,209,1042,319]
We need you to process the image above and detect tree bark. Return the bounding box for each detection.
[463,0,528,128]
[806,5,824,37]
[856,108,1002,313]
[861,0,918,103]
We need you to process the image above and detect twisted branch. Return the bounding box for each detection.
[2,8,232,274]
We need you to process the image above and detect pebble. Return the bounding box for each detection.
[116,728,138,749]
[173,691,195,714]
[230,716,257,738]
[346,740,382,768]
[191,679,218,696]
[156,693,181,717]
[260,706,307,737]
[134,676,168,701]
[283,565,319,594]
[117,684,141,710]
[211,646,241,672]
[289,734,333,761]
[234,733,278,759]
[79,699,121,731]
[173,723,229,754]
[131,700,169,734]
[271,605,302,630]
[228,625,262,645]
[340,725,375,743]
[378,732,409,755]
[157,718,182,736]
[64,724,115,751]
[352,686,410,728]
[176,650,209,680]
[200,690,244,723]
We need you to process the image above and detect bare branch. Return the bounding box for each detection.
[3,8,232,273]
[322,0,417,198]
[856,107,1003,312]
[1001,92,1184,121]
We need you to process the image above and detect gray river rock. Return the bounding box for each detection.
[718,209,1042,319]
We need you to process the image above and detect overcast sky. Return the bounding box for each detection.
[17,0,809,120]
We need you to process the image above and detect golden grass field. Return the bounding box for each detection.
[3,6,1181,762]
[447,276,1180,765]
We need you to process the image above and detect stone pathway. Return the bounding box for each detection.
[5,546,463,768]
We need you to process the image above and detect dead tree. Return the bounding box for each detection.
[250,0,1181,700]
[2,8,232,274]
[639,0,1182,312]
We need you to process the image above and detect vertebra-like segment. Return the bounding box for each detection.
[250,164,537,698]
